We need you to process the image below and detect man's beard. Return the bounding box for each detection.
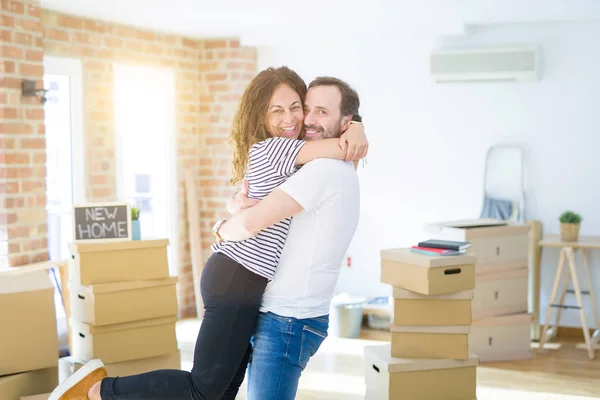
[305,118,342,139]
[322,126,341,139]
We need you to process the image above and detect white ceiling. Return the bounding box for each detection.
[40,0,600,45]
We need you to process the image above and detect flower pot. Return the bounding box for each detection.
[132,219,141,240]
[560,223,580,242]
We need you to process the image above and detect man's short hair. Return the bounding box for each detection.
[308,77,361,120]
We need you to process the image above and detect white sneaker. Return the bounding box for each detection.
[49,359,107,400]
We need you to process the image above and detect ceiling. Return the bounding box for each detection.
[40,0,600,45]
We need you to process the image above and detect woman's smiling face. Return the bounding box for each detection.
[264,84,304,139]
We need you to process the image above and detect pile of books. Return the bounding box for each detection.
[411,239,471,256]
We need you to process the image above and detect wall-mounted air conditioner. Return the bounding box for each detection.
[430,46,540,83]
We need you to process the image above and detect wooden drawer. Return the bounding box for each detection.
[469,313,532,362]
[469,235,528,271]
[472,267,528,319]
[425,219,529,269]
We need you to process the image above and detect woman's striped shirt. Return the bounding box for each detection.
[211,137,306,280]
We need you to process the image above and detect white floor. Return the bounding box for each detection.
[476,388,597,400]
[176,320,599,400]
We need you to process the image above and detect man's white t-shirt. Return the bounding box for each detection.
[259,158,360,319]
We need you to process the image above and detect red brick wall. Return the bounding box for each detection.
[0,0,49,268]
[42,12,205,316]
[196,41,257,256]
[1,0,257,318]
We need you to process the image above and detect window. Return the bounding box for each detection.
[113,64,179,274]
[44,56,85,261]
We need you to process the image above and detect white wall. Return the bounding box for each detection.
[257,21,600,328]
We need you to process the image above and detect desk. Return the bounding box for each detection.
[538,235,600,359]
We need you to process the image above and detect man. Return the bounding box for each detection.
[217,76,364,399]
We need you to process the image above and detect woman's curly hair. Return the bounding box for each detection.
[228,66,307,186]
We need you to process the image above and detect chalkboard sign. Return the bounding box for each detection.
[73,202,132,242]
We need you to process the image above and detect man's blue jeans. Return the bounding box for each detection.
[246,311,329,400]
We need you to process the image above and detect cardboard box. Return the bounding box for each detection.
[390,324,470,359]
[472,267,528,319]
[21,395,50,400]
[71,316,178,364]
[381,248,476,295]
[0,269,59,376]
[58,351,181,383]
[364,344,478,400]
[69,277,178,326]
[470,313,532,363]
[68,239,170,285]
[392,287,472,326]
[425,219,529,271]
[0,367,58,400]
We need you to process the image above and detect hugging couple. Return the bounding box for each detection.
[50,66,368,400]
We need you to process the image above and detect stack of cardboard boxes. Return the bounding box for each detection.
[60,238,181,382]
[426,220,532,362]
[365,248,479,400]
[0,268,60,399]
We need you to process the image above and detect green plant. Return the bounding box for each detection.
[559,211,582,224]
[131,206,140,221]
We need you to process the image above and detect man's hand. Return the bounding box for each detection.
[226,179,260,214]
[339,122,368,161]
[219,188,304,242]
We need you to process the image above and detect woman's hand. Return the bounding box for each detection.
[226,180,260,214]
[339,122,368,161]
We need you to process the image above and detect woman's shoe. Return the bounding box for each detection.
[48,359,107,400]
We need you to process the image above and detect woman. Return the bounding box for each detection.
[49,66,367,400]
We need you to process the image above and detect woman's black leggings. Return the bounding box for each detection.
[99,252,268,400]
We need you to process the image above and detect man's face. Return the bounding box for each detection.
[303,85,346,140]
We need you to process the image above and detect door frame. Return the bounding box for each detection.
[43,56,86,205]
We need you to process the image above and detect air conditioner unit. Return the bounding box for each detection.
[430,47,540,83]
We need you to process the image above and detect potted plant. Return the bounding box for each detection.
[131,205,141,240]
[559,210,582,242]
